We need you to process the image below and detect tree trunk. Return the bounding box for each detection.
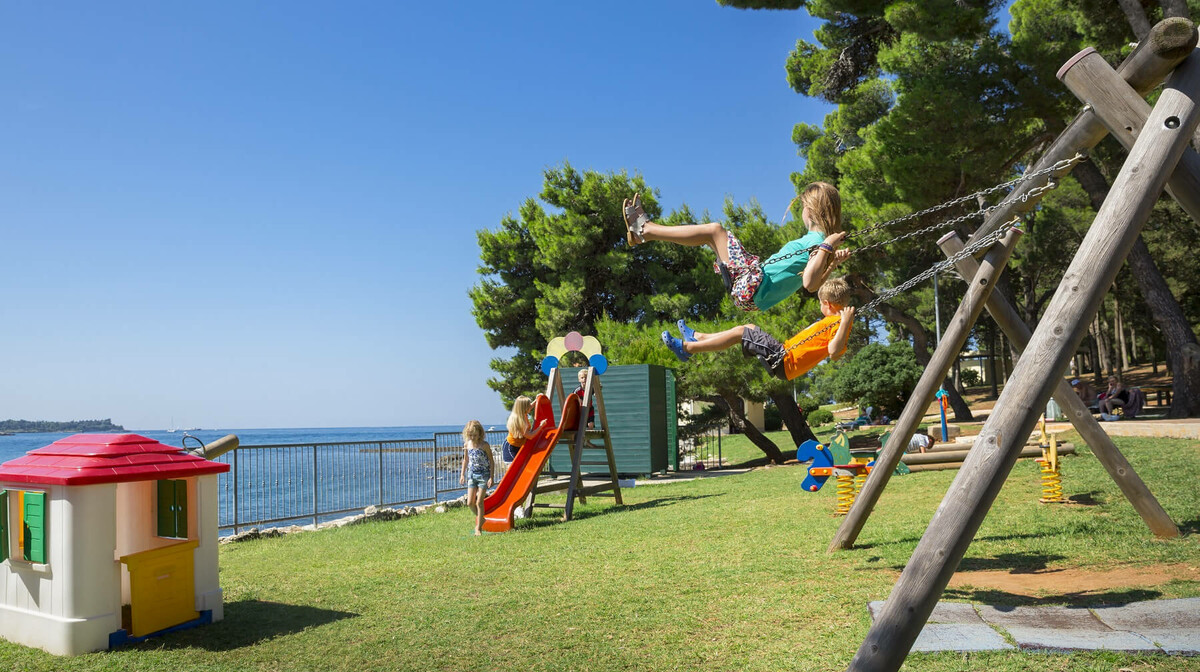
[1116,296,1130,371]
[1125,238,1200,417]
[1130,323,1139,365]
[1073,158,1200,415]
[769,391,818,449]
[718,394,786,464]
[1117,0,1152,40]
[1160,0,1190,20]
[988,324,999,398]
[1088,328,1105,384]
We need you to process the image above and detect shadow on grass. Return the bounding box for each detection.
[853,530,1052,552]
[1177,517,1200,535]
[942,586,1164,608]
[124,600,357,652]
[1064,490,1105,506]
[880,550,1069,573]
[518,493,724,529]
[955,552,1069,573]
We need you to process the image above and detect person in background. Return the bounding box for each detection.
[573,369,600,429]
[1070,378,1096,408]
[458,420,494,536]
[907,427,934,454]
[1099,376,1130,416]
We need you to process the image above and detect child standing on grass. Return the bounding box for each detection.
[662,277,855,381]
[501,396,548,463]
[622,182,851,312]
[458,420,494,536]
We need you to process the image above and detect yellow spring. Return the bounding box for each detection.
[835,474,856,515]
[854,472,868,494]
[1040,462,1063,503]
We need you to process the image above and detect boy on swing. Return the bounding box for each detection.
[662,277,855,381]
[622,181,850,312]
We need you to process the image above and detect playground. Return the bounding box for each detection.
[0,428,1191,671]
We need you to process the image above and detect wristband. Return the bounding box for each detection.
[818,243,834,253]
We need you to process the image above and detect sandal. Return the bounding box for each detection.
[623,193,649,246]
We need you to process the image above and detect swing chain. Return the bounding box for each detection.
[762,207,1036,372]
[859,214,1025,315]
[765,153,1085,267]
[848,153,1085,241]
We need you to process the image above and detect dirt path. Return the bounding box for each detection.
[949,563,1200,597]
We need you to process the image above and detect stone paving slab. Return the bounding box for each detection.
[1094,597,1200,655]
[976,605,1161,653]
[868,601,1013,652]
[910,624,1015,653]
[867,599,1200,654]
[868,600,984,624]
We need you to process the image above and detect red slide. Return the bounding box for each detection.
[481,392,580,532]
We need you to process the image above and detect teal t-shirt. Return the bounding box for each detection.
[752,230,824,311]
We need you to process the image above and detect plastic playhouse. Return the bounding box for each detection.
[0,433,229,655]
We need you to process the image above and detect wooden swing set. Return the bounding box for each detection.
[827,17,1198,671]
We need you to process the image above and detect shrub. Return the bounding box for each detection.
[763,402,782,431]
[796,395,821,415]
[960,368,981,387]
[808,408,834,426]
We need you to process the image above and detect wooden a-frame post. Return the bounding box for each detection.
[826,226,1027,552]
[846,48,1200,672]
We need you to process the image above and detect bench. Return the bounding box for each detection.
[1141,385,1172,406]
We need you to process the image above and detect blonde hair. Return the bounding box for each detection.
[818,276,851,307]
[801,181,842,235]
[462,420,486,447]
[506,396,532,436]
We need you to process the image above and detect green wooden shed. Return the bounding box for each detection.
[550,364,677,476]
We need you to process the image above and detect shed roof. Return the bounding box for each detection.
[0,433,230,486]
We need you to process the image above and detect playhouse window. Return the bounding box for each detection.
[0,489,47,564]
[156,480,188,539]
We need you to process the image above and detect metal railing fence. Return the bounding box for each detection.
[677,424,722,472]
[215,430,509,534]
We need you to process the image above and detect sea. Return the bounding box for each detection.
[0,426,498,462]
[0,426,507,534]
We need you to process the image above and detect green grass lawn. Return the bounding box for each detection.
[1,436,1197,671]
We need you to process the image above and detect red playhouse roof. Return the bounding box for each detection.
[0,433,230,486]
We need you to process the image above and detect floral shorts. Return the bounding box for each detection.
[714,231,762,312]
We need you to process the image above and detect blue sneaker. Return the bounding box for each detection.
[677,319,697,343]
[661,331,691,362]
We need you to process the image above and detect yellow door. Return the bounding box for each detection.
[120,540,199,637]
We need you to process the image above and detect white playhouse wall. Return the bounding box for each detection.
[0,482,122,656]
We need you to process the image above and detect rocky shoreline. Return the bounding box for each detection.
[220,495,471,543]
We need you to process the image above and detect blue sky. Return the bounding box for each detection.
[2,2,1019,430]
[2,2,838,429]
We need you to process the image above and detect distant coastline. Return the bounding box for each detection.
[0,419,125,435]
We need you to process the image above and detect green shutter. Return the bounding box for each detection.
[157,480,176,537]
[157,480,188,538]
[22,491,45,563]
[0,490,8,561]
[174,480,188,539]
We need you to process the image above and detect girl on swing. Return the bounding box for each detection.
[622,181,851,312]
